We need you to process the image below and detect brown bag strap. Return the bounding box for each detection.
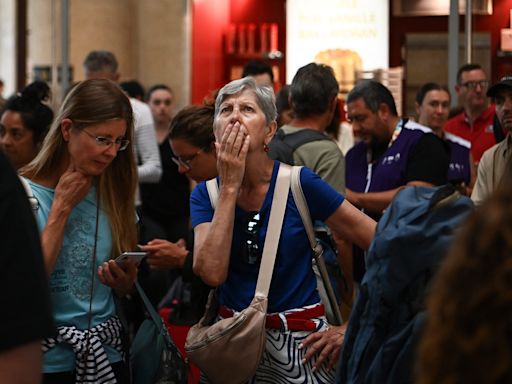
[255,163,291,298]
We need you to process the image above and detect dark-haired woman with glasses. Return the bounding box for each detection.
[190,77,376,383]
[20,78,138,383]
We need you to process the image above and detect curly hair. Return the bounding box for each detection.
[416,184,512,384]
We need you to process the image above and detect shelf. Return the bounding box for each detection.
[225,51,284,60]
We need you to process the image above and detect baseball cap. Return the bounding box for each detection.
[487,76,512,97]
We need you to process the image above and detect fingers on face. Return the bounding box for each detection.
[221,122,247,157]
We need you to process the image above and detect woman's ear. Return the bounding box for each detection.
[61,118,73,142]
[264,120,277,145]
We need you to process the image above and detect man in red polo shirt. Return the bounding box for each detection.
[444,63,495,164]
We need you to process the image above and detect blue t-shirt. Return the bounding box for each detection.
[27,180,122,373]
[190,161,344,313]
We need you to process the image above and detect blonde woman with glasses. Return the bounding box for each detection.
[20,78,138,384]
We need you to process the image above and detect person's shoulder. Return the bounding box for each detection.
[129,98,152,116]
[130,98,154,126]
[445,132,471,149]
[346,140,366,158]
[403,120,432,134]
[445,112,465,128]
[479,141,500,164]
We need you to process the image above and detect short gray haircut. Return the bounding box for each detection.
[83,50,118,75]
[214,77,277,126]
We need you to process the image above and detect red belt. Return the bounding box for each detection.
[219,304,324,332]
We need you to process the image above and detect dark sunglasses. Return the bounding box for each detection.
[243,211,263,265]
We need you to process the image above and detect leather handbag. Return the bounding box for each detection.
[184,163,291,384]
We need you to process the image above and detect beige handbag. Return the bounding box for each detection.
[185,163,291,384]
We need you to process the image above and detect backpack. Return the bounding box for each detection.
[337,184,473,384]
[267,127,331,165]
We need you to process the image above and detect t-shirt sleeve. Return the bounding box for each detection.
[190,181,215,228]
[299,166,344,221]
[0,157,54,351]
[406,133,449,186]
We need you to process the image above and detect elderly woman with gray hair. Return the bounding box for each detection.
[190,77,376,382]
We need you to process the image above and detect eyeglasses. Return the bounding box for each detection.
[244,211,262,265]
[171,148,205,170]
[460,80,489,90]
[81,129,130,151]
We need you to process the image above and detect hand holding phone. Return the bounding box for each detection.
[115,252,147,265]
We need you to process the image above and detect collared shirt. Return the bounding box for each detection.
[471,134,512,205]
[444,105,496,163]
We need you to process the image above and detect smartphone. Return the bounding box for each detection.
[115,251,147,265]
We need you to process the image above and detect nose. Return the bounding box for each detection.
[177,163,189,174]
[104,143,118,158]
[230,107,240,123]
[0,133,11,147]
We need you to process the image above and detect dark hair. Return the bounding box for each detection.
[325,99,341,139]
[456,63,485,84]
[120,80,145,100]
[242,60,274,83]
[290,63,339,118]
[416,182,512,384]
[83,50,118,75]
[346,80,398,116]
[169,105,215,151]
[147,84,173,101]
[2,81,54,144]
[415,82,451,105]
[276,84,291,115]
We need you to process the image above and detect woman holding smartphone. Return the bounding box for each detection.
[20,78,138,384]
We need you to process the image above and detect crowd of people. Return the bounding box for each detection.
[1,52,511,384]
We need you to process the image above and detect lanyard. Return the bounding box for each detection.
[367,118,408,164]
[388,118,408,148]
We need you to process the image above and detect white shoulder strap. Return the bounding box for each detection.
[255,163,291,297]
[206,178,219,210]
[18,176,39,211]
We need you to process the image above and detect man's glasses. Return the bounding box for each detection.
[244,211,262,265]
[460,80,489,90]
[81,129,130,151]
[171,148,205,170]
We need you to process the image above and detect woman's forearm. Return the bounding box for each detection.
[193,187,238,286]
[41,201,71,274]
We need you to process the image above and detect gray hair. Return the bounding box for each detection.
[83,50,118,75]
[214,77,277,126]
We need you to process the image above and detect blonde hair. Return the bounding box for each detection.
[21,79,137,255]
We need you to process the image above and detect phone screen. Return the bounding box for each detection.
[115,252,147,264]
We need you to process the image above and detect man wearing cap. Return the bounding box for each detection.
[471,76,512,204]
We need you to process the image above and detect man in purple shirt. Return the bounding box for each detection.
[345,80,448,218]
[345,80,449,281]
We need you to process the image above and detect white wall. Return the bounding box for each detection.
[0,0,16,97]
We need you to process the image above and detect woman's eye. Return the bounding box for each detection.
[220,106,231,113]
[97,137,111,145]
[243,106,254,112]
